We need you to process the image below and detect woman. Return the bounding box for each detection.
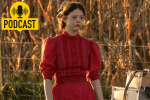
[40,1,104,100]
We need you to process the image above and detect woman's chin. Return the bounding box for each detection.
[72,27,80,31]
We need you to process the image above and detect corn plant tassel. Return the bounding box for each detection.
[98,0,103,43]
[90,0,93,38]
[109,0,112,40]
[85,0,89,38]
[127,19,130,41]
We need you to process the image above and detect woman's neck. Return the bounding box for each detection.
[65,28,79,36]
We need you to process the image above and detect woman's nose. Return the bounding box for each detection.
[76,17,81,23]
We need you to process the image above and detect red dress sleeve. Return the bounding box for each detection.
[87,40,101,81]
[40,37,57,81]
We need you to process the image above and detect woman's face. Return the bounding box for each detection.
[64,9,84,32]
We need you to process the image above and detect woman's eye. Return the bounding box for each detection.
[80,17,83,19]
[72,17,76,19]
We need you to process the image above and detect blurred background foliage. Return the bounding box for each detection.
[0,0,150,99]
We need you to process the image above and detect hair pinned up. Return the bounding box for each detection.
[57,1,69,18]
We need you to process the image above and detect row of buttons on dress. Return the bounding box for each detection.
[71,41,76,61]
[71,41,79,73]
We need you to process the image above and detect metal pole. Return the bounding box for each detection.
[131,41,137,70]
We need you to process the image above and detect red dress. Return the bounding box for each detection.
[40,31,101,100]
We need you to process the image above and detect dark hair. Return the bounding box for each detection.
[57,2,85,34]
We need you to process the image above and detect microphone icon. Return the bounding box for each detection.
[17,5,23,18]
[11,5,28,18]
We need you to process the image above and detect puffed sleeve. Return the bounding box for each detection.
[40,37,57,81]
[87,40,101,81]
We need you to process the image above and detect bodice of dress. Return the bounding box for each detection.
[40,30,101,81]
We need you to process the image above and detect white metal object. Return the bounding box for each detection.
[125,69,150,89]
[111,86,150,100]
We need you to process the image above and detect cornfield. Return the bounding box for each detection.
[0,0,150,99]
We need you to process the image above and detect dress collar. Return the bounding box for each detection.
[62,30,80,40]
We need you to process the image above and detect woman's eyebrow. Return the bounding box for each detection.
[71,15,84,16]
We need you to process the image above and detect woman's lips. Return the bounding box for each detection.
[75,24,80,27]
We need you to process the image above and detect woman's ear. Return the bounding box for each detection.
[63,16,67,24]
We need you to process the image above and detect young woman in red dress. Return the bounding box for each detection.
[40,1,104,100]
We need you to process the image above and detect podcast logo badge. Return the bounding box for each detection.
[1,1,38,32]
